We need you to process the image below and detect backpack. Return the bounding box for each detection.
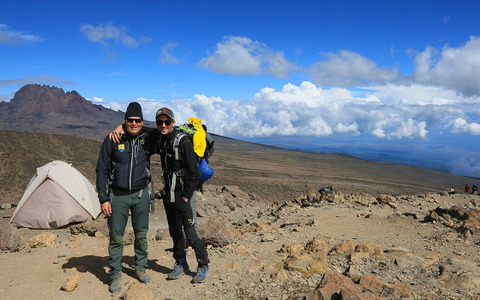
[173,118,214,183]
[319,185,333,194]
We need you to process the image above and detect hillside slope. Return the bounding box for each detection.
[0,129,474,206]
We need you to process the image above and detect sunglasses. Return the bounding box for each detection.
[126,118,143,123]
[156,119,172,126]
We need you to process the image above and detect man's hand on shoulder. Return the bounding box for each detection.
[109,124,124,143]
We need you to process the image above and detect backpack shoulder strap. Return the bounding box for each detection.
[173,132,188,161]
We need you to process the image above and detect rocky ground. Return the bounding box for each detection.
[1,184,480,299]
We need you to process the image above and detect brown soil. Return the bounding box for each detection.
[0,130,479,299]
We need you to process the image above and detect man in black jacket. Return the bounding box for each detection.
[96,102,155,293]
[155,107,210,284]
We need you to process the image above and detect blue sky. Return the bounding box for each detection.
[0,0,479,177]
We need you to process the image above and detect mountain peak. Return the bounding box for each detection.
[10,84,69,112]
[0,84,126,140]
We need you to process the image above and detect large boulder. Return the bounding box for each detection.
[199,215,239,247]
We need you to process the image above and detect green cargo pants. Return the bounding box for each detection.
[107,186,150,279]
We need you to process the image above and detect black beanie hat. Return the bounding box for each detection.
[125,102,143,120]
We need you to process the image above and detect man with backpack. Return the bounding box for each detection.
[96,102,155,293]
[154,107,210,284]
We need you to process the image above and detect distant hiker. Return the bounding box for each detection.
[154,107,210,284]
[465,184,470,193]
[96,102,156,293]
[449,187,455,195]
[473,184,478,195]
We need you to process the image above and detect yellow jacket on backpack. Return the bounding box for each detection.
[188,117,207,157]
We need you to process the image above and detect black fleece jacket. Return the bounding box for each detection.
[96,128,156,204]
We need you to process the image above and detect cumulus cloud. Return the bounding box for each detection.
[0,24,46,45]
[120,81,479,142]
[372,118,428,139]
[309,50,402,87]
[447,118,480,135]
[307,37,480,97]
[413,36,480,96]
[198,36,298,77]
[80,22,151,49]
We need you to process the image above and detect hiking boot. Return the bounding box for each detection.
[168,259,189,280]
[109,277,122,293]
[135,268,151,283]
[192,264,209,284]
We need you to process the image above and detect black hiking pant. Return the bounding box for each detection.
[163,191,209,266]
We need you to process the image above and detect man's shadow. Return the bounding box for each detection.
[62,255,172,284]
[62,255,110,284]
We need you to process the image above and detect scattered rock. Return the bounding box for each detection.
[0,224,21,252]
[377,194,395,204]
[0,203,12,210]
[155,229,169,241]
[232,243,251,255]
[271,269,288,282]
[426,205,480,235]
[445,274,480,293]
[284,253,328,274]
[69,219,98,236]
[355,243,383,257]
[243,221,272,233]
[61,273,79,292]
[306,271,415,300]
[123,282,155,300]
[307,189,321,203]
[328,242,355,257]
[394,253,427,269]
[279,243,304,256]
[305,271,369,299]
[304,234,334,253]
[26,232,57,248]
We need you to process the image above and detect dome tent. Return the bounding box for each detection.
[10,160,101,229]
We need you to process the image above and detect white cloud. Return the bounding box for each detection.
[159,42,180,65]
[336,122,360,135]
[372,117,428,139]
[0,24,46,45]
[92,97,103,103]
[0,76,77,88]
[126,81,479,141]
[447,118,480,135]
[367,84,472,106]
[413,36,480,96]
[307,37,480,97]
[309,50,401,87]
[198,36,298,77]
[80,22,151,49]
